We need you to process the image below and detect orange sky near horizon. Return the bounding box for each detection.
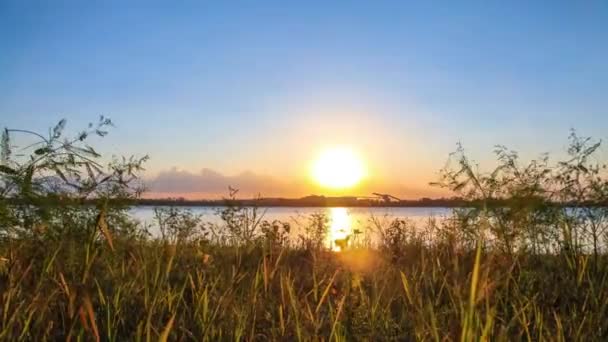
[142,166,453,200]
[139,108,457,200]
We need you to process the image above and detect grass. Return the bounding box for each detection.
[1,208,608,341]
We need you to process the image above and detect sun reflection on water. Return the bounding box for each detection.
[327,208,352,251]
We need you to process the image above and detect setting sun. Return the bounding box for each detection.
[311,147,366,189]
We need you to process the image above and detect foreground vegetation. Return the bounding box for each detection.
[1,119,608,340]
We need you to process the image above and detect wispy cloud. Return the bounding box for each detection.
[144,167,296,199]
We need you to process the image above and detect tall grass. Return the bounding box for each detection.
[2,214,608,340]
[1,120,608,340]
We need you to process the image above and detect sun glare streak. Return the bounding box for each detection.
[312,147,365,189]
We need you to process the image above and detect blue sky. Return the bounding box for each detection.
[1,1,608,197]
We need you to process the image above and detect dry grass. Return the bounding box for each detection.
[1,213,607,341]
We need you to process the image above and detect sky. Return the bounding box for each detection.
[1,1,608,199]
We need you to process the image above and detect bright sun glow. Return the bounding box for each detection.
[312,147,365,189]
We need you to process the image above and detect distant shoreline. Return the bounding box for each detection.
[134,196,608,208]
[7,196,606,208]
[135,195,469,208]
[133,203,457,208]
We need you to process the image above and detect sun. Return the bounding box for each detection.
[311,147,366,189]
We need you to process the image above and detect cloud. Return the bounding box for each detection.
[145,167,297,198]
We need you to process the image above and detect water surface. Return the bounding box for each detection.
[132,206,452,249]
